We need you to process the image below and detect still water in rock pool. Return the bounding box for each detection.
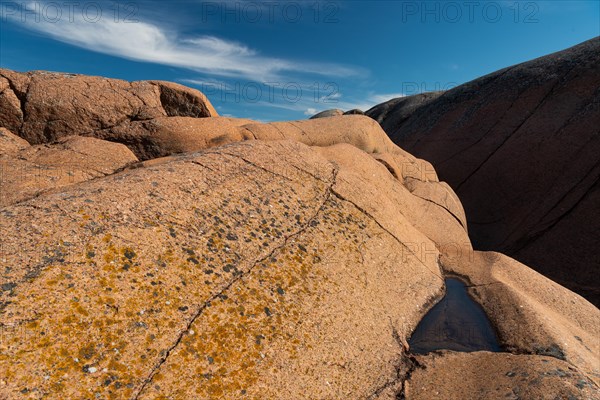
[409,278,501,354]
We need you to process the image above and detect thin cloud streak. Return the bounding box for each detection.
[8,2,363,81]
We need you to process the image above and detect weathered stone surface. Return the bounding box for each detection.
[314,143,470,261]
[103,117,251,159]
[244,115,399,155]
[403,178,468,231]
[442,251,600,384]
[1,67,598,399]
[370,37,600,305]
[95,114,408,160]
[0,127,29,154]
[309,109,343,119]
[0,69,217,153]
[0,140,445,399]
[148,80,218,118]
[406,352,600,400]
[0,136,138,207]
[366,92,444,134]
[0,77,24,132]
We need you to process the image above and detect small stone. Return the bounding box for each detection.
[84,366,97,373]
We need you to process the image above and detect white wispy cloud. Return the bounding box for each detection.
[247,91,408,119]
[8,1,363,81]
[367,93,406,104]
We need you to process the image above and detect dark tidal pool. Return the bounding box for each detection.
[408,278,501,354]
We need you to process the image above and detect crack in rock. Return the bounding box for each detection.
[132,166,339,399]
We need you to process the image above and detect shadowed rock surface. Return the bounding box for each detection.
[367,37,600,305]
[366,91,444,133]
[0,68,598,399]
[343,109,364,115]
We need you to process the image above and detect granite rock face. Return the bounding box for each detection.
[366,92,444,133]
[0,134,138,207]
[406,352,600,400]
[368,37,600,305]
[0,69,217,160]
[308,108,364,119]
[0,139,449,399]
[0,68,598,399]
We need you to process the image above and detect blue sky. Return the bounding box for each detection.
[1,1,599,121]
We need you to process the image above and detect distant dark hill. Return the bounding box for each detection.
[367,37,600,306]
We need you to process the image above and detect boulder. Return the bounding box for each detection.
[343,109,364,115]
[369,37,600,305]
[103,117,251,159]
[0,69,217,149]
[309,109,343,119]
[441,251,600,384]
[1,67,598,399]
[0,136,138,207]
[244,115,399,154]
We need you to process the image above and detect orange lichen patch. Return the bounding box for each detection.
[134,183,442,399]
[137,198,368,399]
[0,152,333,399]
[0,140,456,399]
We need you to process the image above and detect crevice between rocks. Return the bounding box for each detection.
[411,194,467,232]
[367,324,425,400]
[1,74,30,133]
[216,151,295,183]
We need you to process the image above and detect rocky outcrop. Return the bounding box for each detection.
[368,37,600,305]
[308,108,364,119]
[0,139,449,399]
[343,108,364,115]
[309,109,343,119]
[0,69,217,159]
[0,127,29,154]
[1,69,598,399]
[366,91,444,133]
[0,135,138,207]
